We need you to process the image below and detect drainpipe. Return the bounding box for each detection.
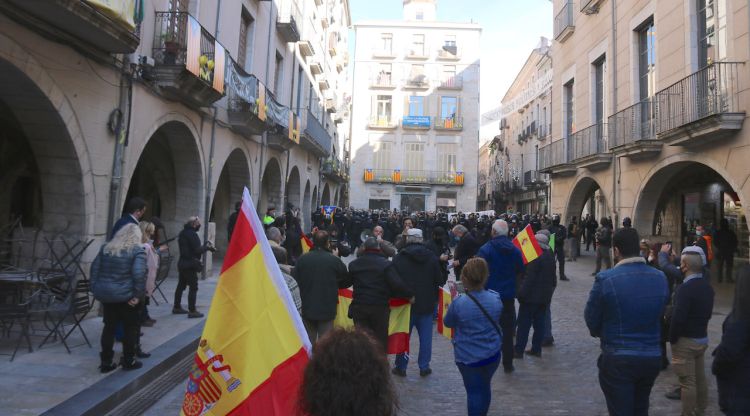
[257,0,275,211]
[610,0,619,228]
[106,63,133,236]
[283,47,297,210]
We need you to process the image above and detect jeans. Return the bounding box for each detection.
[672,338,709,416]
[500,298,516,369]
[515,303,547,354]
[302,318,334,345]
[595,246,612,273]
[395,312,433,370]
[101,302,139,362]
[457,357,500,416]
[350,303,390,353]
[598,353,661,416]
[544,303,553,342]
[174,269,199,311]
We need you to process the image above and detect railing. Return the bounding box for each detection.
[370,73,394,87]
[363,169,465,185]
[226,60,260,113]
[404,76,429,88]
[372,47,395,57]
[570,123,608,160]
[523,170,545,186]
[539,139,569,171]
[278,0,302,28]
[367,115,397,128]
[305,110,332,152]
[437,46,460,60]
[608,99,657,147]
[434,116,463,130]
[654,62,742,134]
[322,157,344,176]
[405,46,429,58]
[553,2,575,40]
[153,12,191,66]
[439,76,463,89]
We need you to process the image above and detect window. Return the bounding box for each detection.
[404,143,425,172]
[409,64,426,84]
[376,63,392,85]
[273,51,283,96]
[411,34,425,55]
[440,96,458,119]
[564,80,575,137]
[437,143,457,172]
[380,33,393,54]
[443,34,457,55]
[416,11,424,20]
[238,10,255,71]
[593,57,605,124]
[698,0,727,65]
[373,142,391,170]
[408,96,425,116]
[638,19,656,99]
[373,95,392,124]
[442,65,456,85]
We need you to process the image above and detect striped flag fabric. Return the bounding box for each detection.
[334,289,411,354]
[300,234,313,254]
[437,286,455,339]
[512,224,543,265]
[180,188,310,416]
[549,233,556,252]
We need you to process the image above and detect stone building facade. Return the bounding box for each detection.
[544,0,749,259]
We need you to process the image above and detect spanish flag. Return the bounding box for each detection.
[334,288,411,354]
[180,188,310,416]
[300,234,313,254]
[437,286,454,339]
[512,224,543,265]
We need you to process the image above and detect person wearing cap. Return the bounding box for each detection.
[392,228,445,377]
[342,237,413,354]
[668,246,715,416]
[514,232,556,358]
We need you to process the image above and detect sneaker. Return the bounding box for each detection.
[172,307,188,314]
[120,357,143,371]
[665,387,680,400]
[419,368,432,377]
[136,348,151,359]
[525,350,542,358]
[99,362,117,373]
[391,368,406,377]
[188,311,205,319]
[513,350,524,359]
[541,338,554,347]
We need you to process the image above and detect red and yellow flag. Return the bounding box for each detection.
[437,286,455,339]
[300,234,313,254]
[334,288,411,354]
[513,224,543,265]
[180,188,310,416]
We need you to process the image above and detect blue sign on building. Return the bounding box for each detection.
[402,116,431,128]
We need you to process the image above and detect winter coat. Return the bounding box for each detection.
[292,248,350,321]
[90,245,147,303]
[454,233,481,279]
[178,225,208,272]
[392,243,446,314]
[344,252,413,307]
[517,248,556,305]
[478,235,524,300]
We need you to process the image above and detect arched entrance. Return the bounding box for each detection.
[321,183,331,206]
[0,58,87,268]
[260,158,282,214]
[125,121,204,241]
[210,149,250,251]
[286,166,301,211]
[566,176,608,224]
[302,180,311,231]
[633,161,748,261]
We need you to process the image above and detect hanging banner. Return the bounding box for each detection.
[227,61,259,110]
[85,0,136,29]
[257,84,267,121]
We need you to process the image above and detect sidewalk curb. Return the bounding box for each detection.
[42,321,205,416]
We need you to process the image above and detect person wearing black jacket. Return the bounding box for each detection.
[548,215,568,281]
[391,229,447,377]
[173,216,215,318]
[670,247,715,416]
[715,218,738,283]
[514,233,556,358]
[424,226,450,283]
[452,224,480,281]
[342,237,413,353]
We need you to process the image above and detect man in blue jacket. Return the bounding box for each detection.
[478,219,524,373]
[110,197,146,239]
[585,228,669,415]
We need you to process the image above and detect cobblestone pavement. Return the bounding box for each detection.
[147,250,735,415]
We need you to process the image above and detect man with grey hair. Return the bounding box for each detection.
[266,226,287,259]
[669,246,714,416]
[356,225,396,257]
[451,224,480,281]
[478,219,525,373]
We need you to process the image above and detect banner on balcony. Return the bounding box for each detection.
[257,84,267,121]
[402,116,431,128]
[266,94,289,128]
[455,172,464,185]
[227,61,259,110]
[212,43,226,94]
[392,169,402,183]
[288,112,300,144]
[186,15,202,78]
[364,169,374,182]
[86,0,137,29]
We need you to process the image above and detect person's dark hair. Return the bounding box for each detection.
[720,218,729,229]
[234,201,242,211]
[312,230,329,248]
[124,197,146,215]
[612,228,640,258]
[299,328,397,416]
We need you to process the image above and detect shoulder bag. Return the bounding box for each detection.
[464,291,502,336]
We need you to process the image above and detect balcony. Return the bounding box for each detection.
[1,0,140,53]
[403,76,430,90]
[265,93,298,151]
[402,116,431,130]
[434,116,463,131]
[302,110,332,157]
[405,47,429,60]
[325,93,337,113]
[554,2,575,42]
[539,139,576,176]
[226,61,272,137]
[370,73,395,89]
[523,170,546,187]
[372,47,396,59]
[298,40,315,57]
[151,12,226,109]
[322,158,346,183]
[363,169,465,186]
[570,123,612,170]
[367,116,398,130]
[437,45,460,61]
[438,76,463,90]
[309,61,323,75]
[608,99,663,159]
[277,0,302,43]
[580,0,604,14]
[655,62,744,147]
[318,77,330,90]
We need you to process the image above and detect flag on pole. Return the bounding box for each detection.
[333,288,411,354]
[180,188,310,416]
[512,224,543,265]
[437,286,455,339]
[300,234,313,254]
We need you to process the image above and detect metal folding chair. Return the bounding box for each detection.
[0,282,41,361]
[38,279,92,352]
[151,250,173,305]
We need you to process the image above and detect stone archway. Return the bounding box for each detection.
[321,183,331,206]
[125,121,204,242]
[260,158,283,214]
[302,180,311,231]
[286,166,302,211]
[565,176,608,224]
[210,148,251,251]
[312,186,319,211]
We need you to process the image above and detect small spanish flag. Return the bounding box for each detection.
[334,289,411,354]
[512,224,543,264]
[437,286,454,339]
[301,234,313,254]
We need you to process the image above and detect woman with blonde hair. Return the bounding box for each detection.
[444,257,503,416]
[90,223,147,372]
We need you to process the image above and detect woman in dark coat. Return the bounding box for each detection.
[713,264,750,415]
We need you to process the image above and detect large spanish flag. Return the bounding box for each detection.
[437,286,455,339]
[300,234,313,254]
[333,288,411,354]
[180,188,310,416]
[513,224,543,265]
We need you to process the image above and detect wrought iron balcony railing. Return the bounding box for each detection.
[554,2,575,41]
[570,123,608,160]
[277,0,302,42]
[539,139,569,171]
[303,110,331,157]
[434,116,463,130]
[438,76,463,89]
[367,116,398,129]
[370,73,395,88]
[363,169,465,186]
[608,99,657,147]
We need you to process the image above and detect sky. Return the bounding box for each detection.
[348,0,553,132]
